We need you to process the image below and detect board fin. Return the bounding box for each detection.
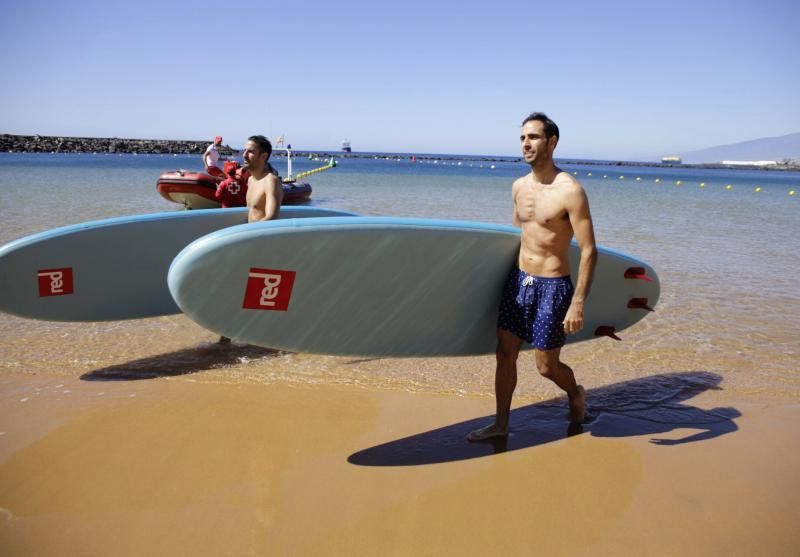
[624,266,654,282]
[627,297,654,312]
[595,325,621,340]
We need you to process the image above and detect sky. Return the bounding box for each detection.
[1,0,798,160]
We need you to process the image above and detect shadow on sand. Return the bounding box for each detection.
[80,343,281,381]
[348,371,741,466]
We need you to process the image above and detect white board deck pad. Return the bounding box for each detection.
[168,217,660,357]
[0,207,357,321]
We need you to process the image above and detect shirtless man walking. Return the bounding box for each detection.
[467,112,597,441]
[244,135,283,223]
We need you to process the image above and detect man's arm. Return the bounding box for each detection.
[258,175,284,221]
[511,179,521,228]
[563,184,597,335]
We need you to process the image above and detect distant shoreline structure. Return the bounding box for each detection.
[1,134,798,171]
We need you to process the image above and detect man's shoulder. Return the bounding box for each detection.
[553,172,591,211]
[263,171,281,186]
[554,171,585,193]
[512,174,530,191]
[250,171,281,188]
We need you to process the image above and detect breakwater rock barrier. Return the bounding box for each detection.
[1,134,237,155]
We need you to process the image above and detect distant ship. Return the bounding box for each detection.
[342,139,352,153]
[661,155,682,164]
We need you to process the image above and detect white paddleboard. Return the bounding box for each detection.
[168,217,660,357]
[0,207,357,321]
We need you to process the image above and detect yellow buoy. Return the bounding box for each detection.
[573,171,578,175]
[699,183,705,189]
[676,180,683,186]
[790,190,796,196]
[755,187,762,193]
[587,172,592,176]
[619,175,625,180]
[726,185,733,190]
[636,177,641,181]
[654,178,661,183]
[603,175,608,179]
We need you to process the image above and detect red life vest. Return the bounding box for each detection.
[215,162,249,207]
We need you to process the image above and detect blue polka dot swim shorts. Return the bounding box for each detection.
[497,267,574,350]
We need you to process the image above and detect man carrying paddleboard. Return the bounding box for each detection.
[244,135,284,223]
[217,134,283,344]
[468,113,597,441]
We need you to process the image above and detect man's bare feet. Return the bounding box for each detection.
[569,385,585,424]
[466,424,509,442]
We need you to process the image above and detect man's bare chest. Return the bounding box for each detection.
[516,189,567,225]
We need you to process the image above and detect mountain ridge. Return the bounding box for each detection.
[675,132,800,164]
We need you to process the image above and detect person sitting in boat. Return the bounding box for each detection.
[215,161,248,207]
[203,135,225,178]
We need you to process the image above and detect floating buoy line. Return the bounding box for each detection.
[368,157,797,195]
[291,158,337,181]
[565,170,797,196]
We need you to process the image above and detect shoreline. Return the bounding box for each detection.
[1,371,798,556]
[3,133,799,171]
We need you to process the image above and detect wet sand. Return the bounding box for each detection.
[1,371,798,556]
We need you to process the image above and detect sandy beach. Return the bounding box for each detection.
[1,362,798,556]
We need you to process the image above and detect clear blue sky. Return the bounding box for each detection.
[2,0,798,159]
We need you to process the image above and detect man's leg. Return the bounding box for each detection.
[467,328,523,441]
[534,348,585,423]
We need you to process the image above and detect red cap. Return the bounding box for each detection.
[214,136,223,143]
[223,160,239,175]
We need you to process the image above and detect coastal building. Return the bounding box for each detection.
[721,160,777,167]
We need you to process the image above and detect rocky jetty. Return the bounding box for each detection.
[0,134,236,155]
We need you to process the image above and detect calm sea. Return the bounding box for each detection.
[1,152,798,405]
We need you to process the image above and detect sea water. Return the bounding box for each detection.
[1,152,798,404]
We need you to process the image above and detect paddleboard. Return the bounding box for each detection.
[168,217,660,357]
[0,207,357,321]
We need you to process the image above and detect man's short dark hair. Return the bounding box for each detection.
[521,112,560,141]
[248,135,273,158]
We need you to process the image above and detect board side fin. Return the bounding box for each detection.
[624,266,654,282]
[627,297,654,312]
[595,325,621,341]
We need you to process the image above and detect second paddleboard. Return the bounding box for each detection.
[0,207,356,321]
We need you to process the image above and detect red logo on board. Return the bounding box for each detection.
[38,268,74,297]
[242,268,296,311]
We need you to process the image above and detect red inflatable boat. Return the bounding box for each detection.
[156,169,312,209]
